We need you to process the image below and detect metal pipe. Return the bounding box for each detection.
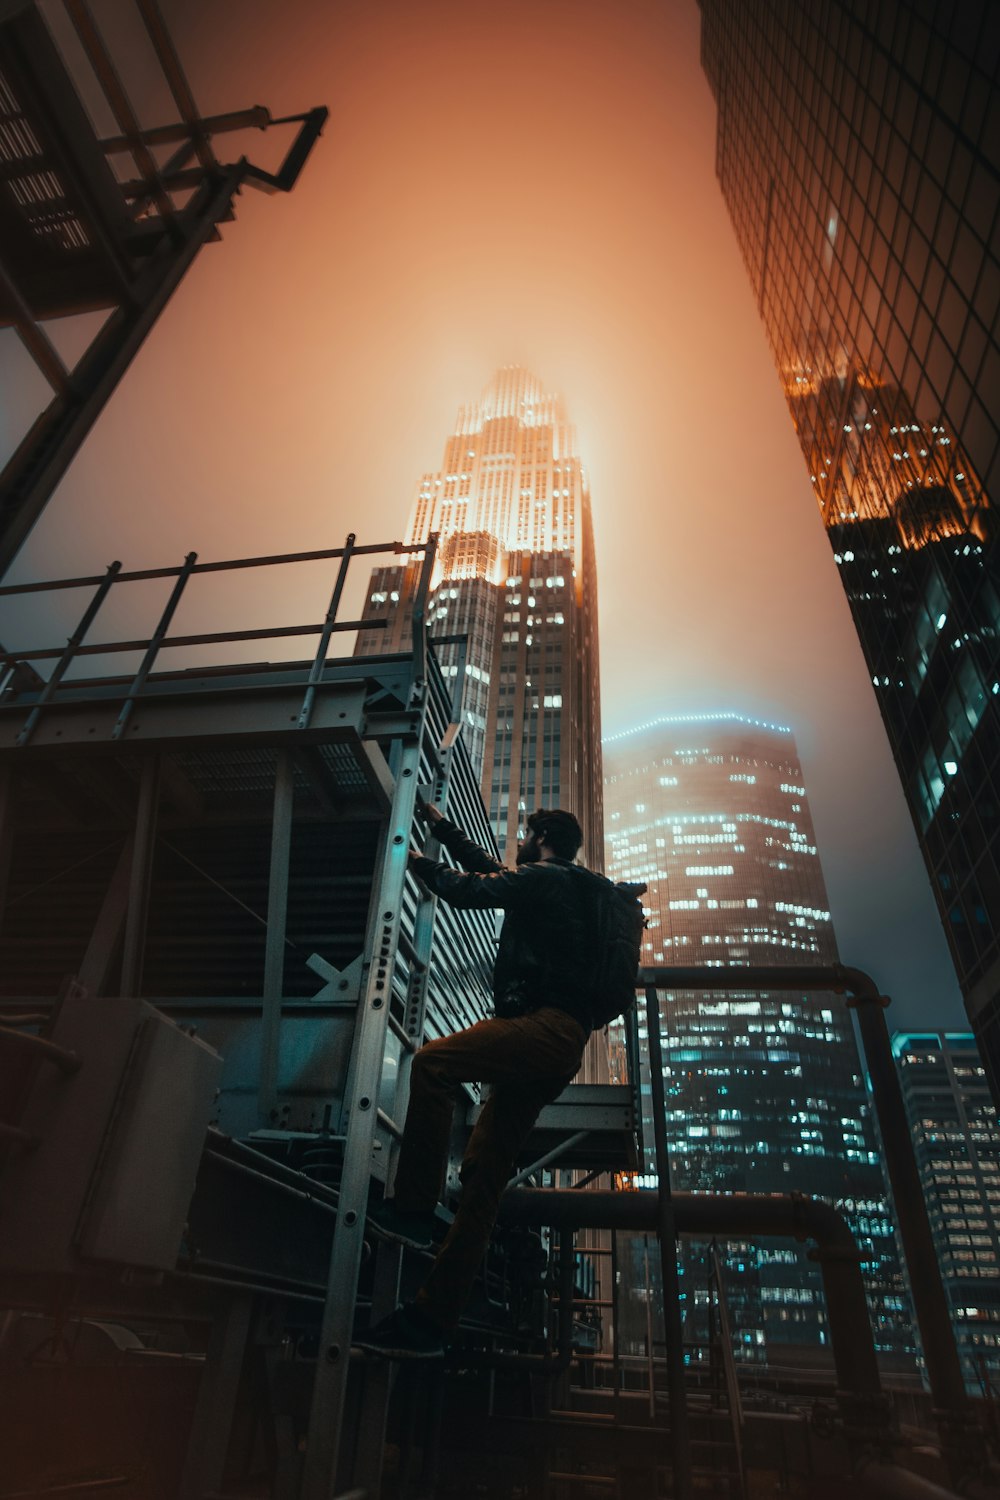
[0,1024,80,1074]
[507,1130,591,1189]
[388,1012,418,1054]
[638,964,978,1475]
[204,1129,341,1208]
[376,1107,403,1141]
[201,1151,337,1211]
[497,1187,883,1404]
[1,616,380,663]
[100,105,271,153]
[644,985,693,1500]
[0,537,430,596]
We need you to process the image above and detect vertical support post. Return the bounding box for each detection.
[79,834,135,996]
[120,756,159,997]
[409,534,438,687]
[350,1243,402,1496]
[177,1294,254,1500]
[625,996,644,1161]
[644,1238,656,1418]
[112,551,197,740]
[644,985,693,1500]
[300,732,423,1500]
[298,534,356,731]
[710,1242,746,1499]
[16,560,122,747]
[259,750,295,1124]
[851,991,975,1459]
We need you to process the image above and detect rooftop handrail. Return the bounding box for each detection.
[633,965,984,1485]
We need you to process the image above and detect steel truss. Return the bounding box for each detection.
[0,0,326,577]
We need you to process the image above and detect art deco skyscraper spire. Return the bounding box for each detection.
[357,368,603,868]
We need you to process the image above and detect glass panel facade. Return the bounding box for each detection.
[893,1031,1000,1392]
[700,0,1000,1104]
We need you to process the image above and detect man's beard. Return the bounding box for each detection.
[516,834,541,866]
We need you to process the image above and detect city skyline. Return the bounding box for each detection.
[604,713,908,1359]
[0,0,968,1034]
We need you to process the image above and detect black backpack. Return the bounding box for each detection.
[570,867,647,1027]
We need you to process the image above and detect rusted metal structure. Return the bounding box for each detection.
[0,0,326,577]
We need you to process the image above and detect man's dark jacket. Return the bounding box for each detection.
[410,817,594,1035]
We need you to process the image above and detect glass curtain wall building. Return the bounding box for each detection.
[356,367,603,869]
[699,1,1000,1103]
[605,715,910,1363]
[893,1031,1000,1393]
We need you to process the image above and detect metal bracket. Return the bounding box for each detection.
[305,951,364,1006]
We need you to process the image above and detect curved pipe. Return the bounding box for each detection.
[498,1187,882,1402]
[0,1023,80,1074]
[636,963,980,1487]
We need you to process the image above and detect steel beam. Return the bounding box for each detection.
[177,1293,253,1500]
[119,755,159,996]
[644,985,692,1500]
[497,1187,884,1406]
[0,163,244,578]
[300,732,423,1500]
[258,750,296,1124]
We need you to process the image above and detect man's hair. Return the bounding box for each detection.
[527,808,584,861]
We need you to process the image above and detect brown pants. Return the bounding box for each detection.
[392,1006,588,1330]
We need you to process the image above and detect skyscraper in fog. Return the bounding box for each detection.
[893,1031,1000,1392]
[700,2,1000,1104]
[605,714,908,1359]
[357,367,603,866]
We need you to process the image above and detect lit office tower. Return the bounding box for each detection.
[357,368,603,867]
[699,3,1000,1104]
[604,715,908,1361]
[893,1032,1000,1392]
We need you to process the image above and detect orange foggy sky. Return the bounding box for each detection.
[0,0,963,1027]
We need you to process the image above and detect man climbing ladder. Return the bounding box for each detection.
[355,802,597,1359]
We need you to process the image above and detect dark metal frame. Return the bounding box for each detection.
[0,0,327,577]
[636,965,987,1491]
[1,532,993,1495]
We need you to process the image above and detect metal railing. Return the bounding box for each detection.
[632,965,987,1491]
[0,533,438,746]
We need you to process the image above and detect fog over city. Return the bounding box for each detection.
[0,0,964,1027]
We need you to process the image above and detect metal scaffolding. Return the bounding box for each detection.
[0,0,326,577]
